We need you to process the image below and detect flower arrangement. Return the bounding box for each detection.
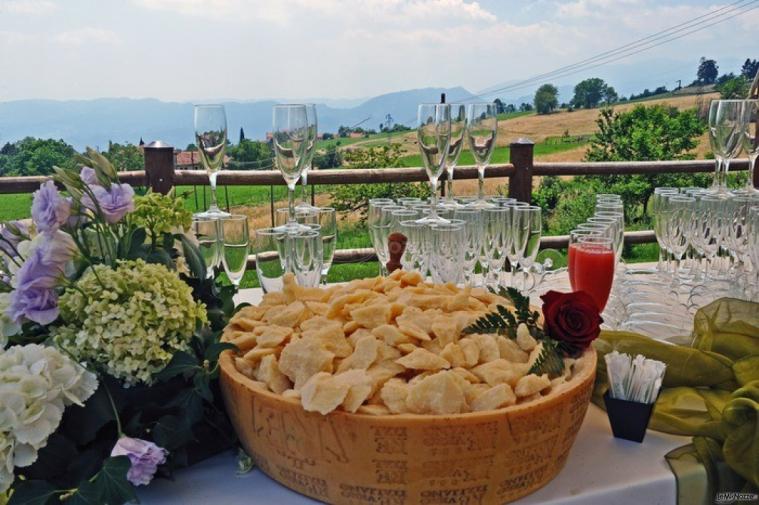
[0,150,238,504]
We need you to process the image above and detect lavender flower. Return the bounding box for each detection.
[37,231,77,265]
[79,167,99,187]
[7,245,66,324]
[82,183,135,224]
[110,437,168,486]
[0,221,29,258]
[31,181,70,234]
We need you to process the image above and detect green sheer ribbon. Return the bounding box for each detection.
[593,298,759,504]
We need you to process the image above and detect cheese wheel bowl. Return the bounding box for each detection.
[219,347,596,505]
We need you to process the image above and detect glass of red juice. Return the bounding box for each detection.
[570,236,616,312]
[568,229,603,291]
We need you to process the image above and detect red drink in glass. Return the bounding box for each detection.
[571,241,615,312]
[568,243,578,290]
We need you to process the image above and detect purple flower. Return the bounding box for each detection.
[37,231,77,265]
[82,183,135,224]
[0,220,28,257]
[7,246,66,324]
[80,167,99,187]
[110,437,168,486]
[31,181,71,234]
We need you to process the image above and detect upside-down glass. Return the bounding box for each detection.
[429,221,465,285]
[192,216,220,279]
[194,105,229,218]
[417,104,451,224]
[442,104,467,208]
[571,235,615,312]
[709,100,744,194]
[273,104,310,231]
[253,227,288,293]
[740,99,759,194]
[219,215,249,287]
[453,207,483,285]
[466,103,498,208]
[296,104,319,211]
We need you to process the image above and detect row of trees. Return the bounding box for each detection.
[532,78,618,115]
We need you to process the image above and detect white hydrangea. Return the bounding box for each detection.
[0,344,98,493]
[0,294,20,349]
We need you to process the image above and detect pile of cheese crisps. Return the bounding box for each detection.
[223,270,577,416]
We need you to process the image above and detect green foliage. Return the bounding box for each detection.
[741,58,759,80]
[130,190,193,240]
[717,75,750,99]
[534,83,559,115]
[0,137,77,176]
[330,145,429,221]
[104,142,144,172]
[697,57,719,84]
[313,146,342,169]
[227,139,273,169]
[570,78,617,109]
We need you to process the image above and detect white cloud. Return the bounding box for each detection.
[0,0,58,14]
[55,28,121,46]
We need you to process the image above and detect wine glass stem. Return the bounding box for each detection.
[723,159,732,191]
[288,183,296,225]
[478,165,485,200]
[301,168,309,205]
[209,171,220,212]
[430,178,439,219]
[748,155,757,191]
[446,169,455,201]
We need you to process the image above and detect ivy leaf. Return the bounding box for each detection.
[204,342,237,364]
[154,351,199,382]
[95,456,138,505]
[179,234,207,281]
[8,481,58,505]
[529,337,565,377]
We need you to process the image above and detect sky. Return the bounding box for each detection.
[0,0,757,102]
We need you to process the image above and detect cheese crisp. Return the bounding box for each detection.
[223,271,578,415]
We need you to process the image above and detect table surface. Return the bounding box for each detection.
[138,274,700,505]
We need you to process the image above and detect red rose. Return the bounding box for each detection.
[540,290,603,353]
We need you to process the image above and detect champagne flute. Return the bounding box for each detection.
[442,104,467,208]
[273,104,309,231]
[709,100,744,194]
[220,215,249,287]
[192,216,220,279]
[296,104,319,210]
[253,227,287,293]
[416,104,451,224]
[466,103,498,208]
[194,104,229,218]
[519,206,542,290]
[740,99,759,194]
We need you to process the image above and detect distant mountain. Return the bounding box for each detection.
[0,87,475,150]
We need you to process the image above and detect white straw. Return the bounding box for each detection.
[604,351,666,404]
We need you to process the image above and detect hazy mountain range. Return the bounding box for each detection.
[0,87,483,151]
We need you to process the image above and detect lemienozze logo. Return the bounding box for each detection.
[715,492,759,504]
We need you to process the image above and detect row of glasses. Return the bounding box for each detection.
[274,207,338,284]
[252,226,323,293]
[708,99,759,195]
[191,214,250,286]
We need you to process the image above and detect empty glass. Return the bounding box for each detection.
[429,221,465,285]
[194,104,229,218]
[253,227,288,293]
[273,104,310,231]
[192,215,220,279]
[442,104,467,208]
[370,205,404,275]
[740,99,759,194]
[708,100,744,194]
[466,103,498,208]
[453,207,483,285]
[417,104,451,224]
[289,228,323,288]
[483,207,511,288]
[399,220,429,274]
[219,215,249,287]
[296,104,319,211]
[518,206,542,290]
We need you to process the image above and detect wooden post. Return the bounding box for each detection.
[509,139,534,203]
[143,140,175,194]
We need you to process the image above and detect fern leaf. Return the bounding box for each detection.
[529,338,565,377]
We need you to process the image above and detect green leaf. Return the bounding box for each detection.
[7,481,57,505]
[152,414,195,450]
[193,373,213,403]
[529,337,565,377]
[179,234,206,281]
[154,351,199,382]
[121,227,147,260]
[204,342,237,363]
[66,479,102,505]
[95,456,138,505]
[168,389,204,423]
[462,304,517,337]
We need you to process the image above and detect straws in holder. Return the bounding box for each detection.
[605,351,666,404]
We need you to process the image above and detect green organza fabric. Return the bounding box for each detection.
[593,298,759,504]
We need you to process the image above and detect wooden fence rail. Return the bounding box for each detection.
[0,140,753,266]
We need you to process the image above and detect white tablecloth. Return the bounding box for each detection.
[137,280,699,505]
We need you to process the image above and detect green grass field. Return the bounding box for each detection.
[398,140,588,167]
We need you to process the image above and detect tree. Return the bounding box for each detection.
[313,146,342,169]
[697,57,719,84]
[533,84,559,115]
[239,127,245,143]
[603,86,618,104]
[717,75,749,99]
[0,137,77,176]
[570,78,614,109]
[518,102,533,112]
[185,143,197,151]
[504,104,516,114]
[104,142,143,171]
[741,58,759,80]
[322,133,334,140]
[227,139,273,169]
[337,126,351,138]
[493,98,505,114]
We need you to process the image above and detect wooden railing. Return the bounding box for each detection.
[0,141,752,265]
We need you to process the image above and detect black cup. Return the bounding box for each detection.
[603,390,656,443]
